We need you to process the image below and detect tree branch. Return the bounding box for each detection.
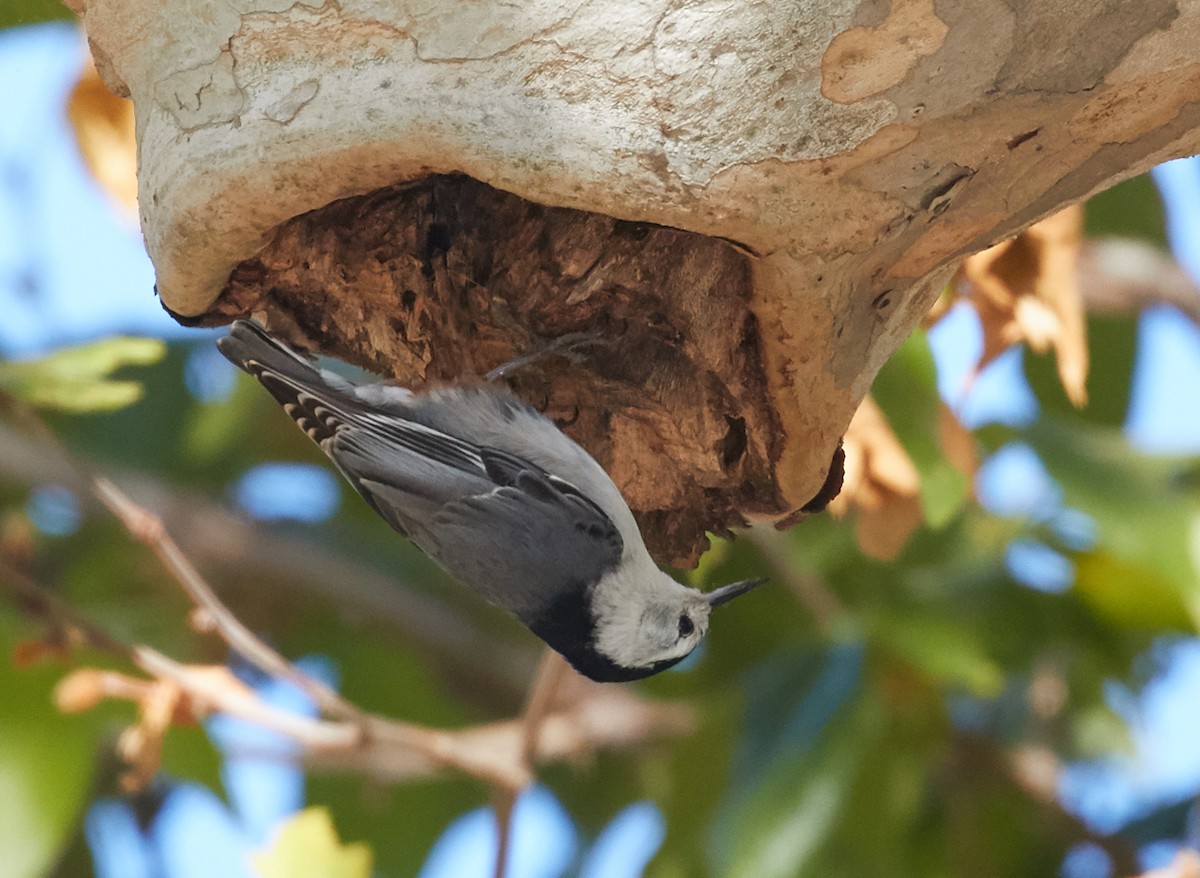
[92,475,363,723]
[0,397,694,797]
[1078,238,1200,328]
[0,419,537,701]
[492,650,572,878]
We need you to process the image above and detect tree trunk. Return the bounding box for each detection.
[70,0,1200,562]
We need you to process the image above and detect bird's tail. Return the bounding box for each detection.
[217,320,328,408]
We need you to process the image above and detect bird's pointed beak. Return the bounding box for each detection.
[703,577,768,608]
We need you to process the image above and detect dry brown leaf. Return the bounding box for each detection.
[854,493,924,561]
[938,404,977,483]
[829,398,976,559]
[67,52,138,220]
[828,396,923,560]
[55,663,246,791]
[954,206,1089,407]
[118,678,181,791]
[11,637,71,669]
[1,513,36,569]
[55,667,117,713]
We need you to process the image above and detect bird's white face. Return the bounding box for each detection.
[633,592,713,666]
[591,567,713,671]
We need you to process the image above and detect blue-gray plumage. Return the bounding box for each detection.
[217,319,765,682]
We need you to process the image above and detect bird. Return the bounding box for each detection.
[217,319,766,682]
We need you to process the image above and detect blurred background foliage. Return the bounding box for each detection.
[3,9,1200,878]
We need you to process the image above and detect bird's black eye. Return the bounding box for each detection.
[678,614,694,637]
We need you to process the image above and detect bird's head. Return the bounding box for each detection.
[537,568,767,683]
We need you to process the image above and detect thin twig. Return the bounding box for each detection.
[1,469,693,790]
[520,651,570,765]
[132,646,362,750]
[491,787,517,878]
[0,393,695,794]
[744,525,845,633]
[0,390,360,722]
[0,419,536,701]
[92,475,362,723]
[2,558,504,786]
[0,555,129,656]
[492,650,571,878]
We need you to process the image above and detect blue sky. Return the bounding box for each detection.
[0,22,180,356]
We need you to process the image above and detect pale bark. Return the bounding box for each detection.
[72,0,1200,560]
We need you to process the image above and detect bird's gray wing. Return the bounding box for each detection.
[326,420,491,536]
[357,450,624,620]
[219,320,624,618]
[219,321,495,529]
[257,374,626,616]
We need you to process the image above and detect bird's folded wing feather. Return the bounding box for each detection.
[221,320,624,615]
[400,466,623,619]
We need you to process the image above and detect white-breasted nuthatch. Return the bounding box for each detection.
[218,320,765,682]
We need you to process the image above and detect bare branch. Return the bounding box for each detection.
[0,400,695,797]
[0,554,128,657]
[491,650,572,878]
[91,475,362,723]
[0,419,536,699]
[0,389,362,722]
[1078,238,1200,327]
[520,651,571,767]
[745,525,845,633]
[132,646,362,750]
[491,787,516,878]
[6,554,693,791]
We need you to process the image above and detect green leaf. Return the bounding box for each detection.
[0,0,74,28]
[1073,550,1194,632]
[0,338,165,413]
[714,694,882,878]
[0,614,98,878]
[1071,702,1135,761]
[1026,417,1200,632]
[731,644,865,797]
[872,331,970,528]
[184,378,260,463]
[1084,173,1167,247]
[252,807,372,878]
[873,613,1005,697]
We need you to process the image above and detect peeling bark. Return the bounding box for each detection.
[71,0,1200,560]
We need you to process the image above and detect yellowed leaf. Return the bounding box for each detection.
[252,807,373,878]
[67,52,138,219]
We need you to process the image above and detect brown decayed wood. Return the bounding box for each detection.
[205,175,805,565]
